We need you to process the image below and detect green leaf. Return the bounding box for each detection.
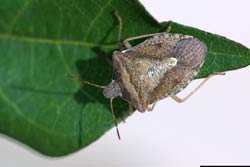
[0,0,249,157]
[160,22,250,78]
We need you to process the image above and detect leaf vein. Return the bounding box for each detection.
[56,44,100,103]
[0,33,117,49]
[7,0,33,34]
[0,88,76,137]
[208,50,250,59]
[83,0,113,41]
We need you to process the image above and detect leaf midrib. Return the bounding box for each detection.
[0,33,117,48]
[1,33,249,59]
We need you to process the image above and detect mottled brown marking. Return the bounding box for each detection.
[103,33,207,112]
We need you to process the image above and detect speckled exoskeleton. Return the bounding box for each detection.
[103,33,207,113]
[67,13,224,139]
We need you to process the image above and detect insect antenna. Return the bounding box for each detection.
[66,73,121,139]
[110,98,121,140]
[65,73,105,89]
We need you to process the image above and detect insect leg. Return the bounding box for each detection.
[127,103,133,115]
[166,21,172,33]
[123,32,168,49]
[147,103,156,111]
[114,11,123,51]
[123,22,172,49]
[171,72,225,103]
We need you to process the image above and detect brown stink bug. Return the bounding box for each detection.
[66,13,224,139]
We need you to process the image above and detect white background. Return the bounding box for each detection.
[1,0,250,167]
